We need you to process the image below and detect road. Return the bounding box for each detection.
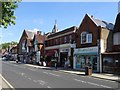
[2,61,119,89]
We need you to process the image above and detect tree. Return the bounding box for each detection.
[0,0,21,28]
[1,41,18,50]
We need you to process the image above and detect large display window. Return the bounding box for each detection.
[75,55,97,71]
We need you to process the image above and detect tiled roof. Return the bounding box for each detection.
[88,14,114,30]
[35,34,45,44]
[48,26,77,38]
[26,38,32,46]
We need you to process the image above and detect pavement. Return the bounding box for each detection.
[25,64,119,82]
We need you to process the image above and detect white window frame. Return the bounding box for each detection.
[86,34,92,43]
[81,32,92,44]
[81,32,87,44]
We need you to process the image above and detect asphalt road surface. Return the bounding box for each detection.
[2,61,119,89]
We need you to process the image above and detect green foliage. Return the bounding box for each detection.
[1,41,18,49]
[0,0,21,28]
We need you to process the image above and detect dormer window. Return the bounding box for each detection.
[81,31,92,44]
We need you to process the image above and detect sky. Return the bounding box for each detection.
[1,2,119,43]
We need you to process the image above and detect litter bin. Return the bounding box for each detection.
[85,66,92,75]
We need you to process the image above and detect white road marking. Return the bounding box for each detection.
[33,80,37,83]
[43,72,49,74]
[74,79,87,83]
[24,76,27,78]
[21,73,25,76]
[49,73,60,77]
[87,82,100,86]
[43,72,60,77]
[29,68,36,71]
[28,78,31,80]
[0,74,15,89]
[86,76,116,82]
[47,86,52,88]
[74,79,112,88]
[100,85,113,88]
[38,80,46,85]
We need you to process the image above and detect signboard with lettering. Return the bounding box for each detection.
[60,48,69,52]
[74,46,98,55]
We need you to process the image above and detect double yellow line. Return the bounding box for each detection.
[0,74,15,90]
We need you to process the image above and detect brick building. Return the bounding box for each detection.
[32,31,47,65]
[102,13,120,74]
[74,14,114,72]
[45,22,77,68]
[18,30,35,63]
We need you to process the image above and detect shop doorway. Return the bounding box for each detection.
[60,52,68,67]
[86,56,97,71]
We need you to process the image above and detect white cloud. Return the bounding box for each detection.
[27,28,41,34]
[33,28,40,34]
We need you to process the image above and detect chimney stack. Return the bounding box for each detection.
[37,31,41,35]
[91,15,93,18]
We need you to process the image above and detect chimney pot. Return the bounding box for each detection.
[91,15,93,18]
[37,31,41,35]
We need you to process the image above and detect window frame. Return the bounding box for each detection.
[81,31,92,44]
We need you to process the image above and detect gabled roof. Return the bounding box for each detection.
[113,13,120,32]
[34,34,45,44]
[25,30,36,40]
[87,14,114,30]
[26,38,32,47]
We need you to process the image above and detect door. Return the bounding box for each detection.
[91,56,97,71]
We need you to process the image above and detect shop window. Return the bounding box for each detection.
[103,57,113,72]
[76,55,85,69]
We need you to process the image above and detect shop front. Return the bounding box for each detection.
[74,46,99,72]
[102,52,120,74]
[59,48,70,67]
[45,49,59,67]
[45,43,76,67]
[59,44,75,68]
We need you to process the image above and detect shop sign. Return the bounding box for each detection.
[74,46,98,55]
[60,48,69,52]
